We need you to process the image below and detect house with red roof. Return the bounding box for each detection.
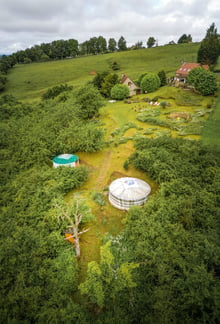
[174,62,209,83]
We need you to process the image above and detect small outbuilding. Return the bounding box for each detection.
[52,154,79,168]
[109,177,151,210]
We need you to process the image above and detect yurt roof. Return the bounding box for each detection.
[109,177,151,201]
[53,154,79,164]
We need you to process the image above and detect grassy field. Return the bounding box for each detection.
[201,95,220,148]
[5,42,200,101]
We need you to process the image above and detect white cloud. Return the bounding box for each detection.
[0,0,219,54]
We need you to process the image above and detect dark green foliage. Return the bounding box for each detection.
[158,70,167,86]
[197,23,220,68]
[92,71,109,89]
[0,74,7,91]
[42,83,73,100]
[111,61,120,70]
[0,92,104,322]
[75,83,105,119]
[187,67,218,95]
[136,72,148,86]
[111,84,129,100]
[177,34,192,43]
[100,73,119,97]
[111,137,220,323]
[118,36,127,51]
[108,38,117,52]
[147,36,156,48]
[140,73,161,93]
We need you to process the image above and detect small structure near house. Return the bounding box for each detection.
[174,62,209,83]
[109,177,151,210]
[52,154,79,168]
[120,74,141,96]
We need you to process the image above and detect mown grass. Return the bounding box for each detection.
[5,43,200,101]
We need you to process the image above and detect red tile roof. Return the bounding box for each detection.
[176,62,209,77]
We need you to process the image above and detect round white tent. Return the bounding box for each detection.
[52,154,79,168]
[109,177,151,210]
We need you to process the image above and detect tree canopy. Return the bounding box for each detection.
[197,22,220,68]
[177,34,192,44]
[110,84,130,100]
[140,73,161,93]
[187,67,218,95]
[147,36,156,48]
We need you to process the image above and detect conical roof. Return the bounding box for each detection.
[109,177,151,201]
[53,154,79,165]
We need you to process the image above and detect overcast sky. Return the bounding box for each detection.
[0,0,219,54]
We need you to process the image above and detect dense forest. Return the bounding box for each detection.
[0,82,220,322]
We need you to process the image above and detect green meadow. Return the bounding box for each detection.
[5,42,200,101]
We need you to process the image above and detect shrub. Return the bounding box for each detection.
[160,101,167,108]
[111,84,130,100]
[92,191,106,206]
[140,73,161,93]
[111,61,120,70]
[187,67,218,95]
[42,84,73,100]
[158,70,167,86]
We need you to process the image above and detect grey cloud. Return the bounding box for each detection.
[0,0,219,54]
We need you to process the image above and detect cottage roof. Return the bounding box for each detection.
[53,154,79,164]
[176,62,209,77]
[121,74,129,83]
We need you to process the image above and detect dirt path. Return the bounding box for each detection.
[94,150,113,189]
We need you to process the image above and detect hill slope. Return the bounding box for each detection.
[5,43,200,101]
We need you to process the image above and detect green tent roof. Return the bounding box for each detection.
[53,154,79,164]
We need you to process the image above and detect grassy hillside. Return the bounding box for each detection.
[5,43,200,101]
[201,95,220,148]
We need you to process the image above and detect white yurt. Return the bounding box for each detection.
[52,154,79,168]
[109,177,151,210]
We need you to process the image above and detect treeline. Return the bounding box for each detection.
[0,35,128,91]
[1,35,128,66]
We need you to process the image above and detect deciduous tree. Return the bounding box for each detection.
[140,73,161,93]
[147,37,156,48]
[197,23,220,68]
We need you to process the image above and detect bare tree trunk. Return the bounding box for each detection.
[56,201,90,260]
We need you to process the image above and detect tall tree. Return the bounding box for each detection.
[177,34,192,43]
[118,36,127,51]
[98,36,107,53]
[147,37,156,48]
[197,22,220,68]
[108,38,117,52]
[75,83,104,119]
